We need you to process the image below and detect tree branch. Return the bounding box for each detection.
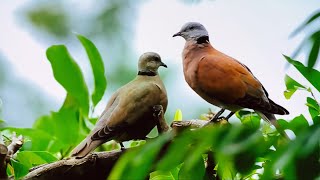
[23,118,228,180]
[24,150,123,180]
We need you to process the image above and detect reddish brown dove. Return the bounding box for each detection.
[71,52,168,158]
[173,22,289,137]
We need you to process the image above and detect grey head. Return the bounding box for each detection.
[138,52,167,75]
[173,22,209,41]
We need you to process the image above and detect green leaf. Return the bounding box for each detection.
[11,151,57,178]
[306,97,320,120]
[284,55,320,92]
[236,110,261,129]
[46,45,89,115]
[0,128,54,151]
[308,39,320,68]
[156,132,195,171]
[178,156,205,180]
[277,119,290,130]
[10,159,29,179]
[288,115,310,135]
[273,124,320,180]
[173,109,183,121]
[150,169,178,180]
[109,133,172,180]
[77,34,107,107]
[284,75,305,99]
[234,151,256,175]
[16,151,57,167]
[33,109,83,154]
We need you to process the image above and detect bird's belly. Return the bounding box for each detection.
[194,87,242,112]
[114,113,157,142]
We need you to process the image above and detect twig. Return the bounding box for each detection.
[0,132,24,180]
[6,132,24,159]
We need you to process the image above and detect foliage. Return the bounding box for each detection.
[0,35,108,178]
[1,13,320,178]
[291,9,320,68]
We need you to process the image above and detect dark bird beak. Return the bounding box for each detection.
[160,62,168,68]
[172,32,181,37]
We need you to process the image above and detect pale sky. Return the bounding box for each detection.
[0,0,319,126]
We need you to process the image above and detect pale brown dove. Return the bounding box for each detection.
[71,52,168,158]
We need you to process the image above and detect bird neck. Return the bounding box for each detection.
[196,36,209,44]
[138,70,157,76]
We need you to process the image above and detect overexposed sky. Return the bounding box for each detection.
[0,0,319,126]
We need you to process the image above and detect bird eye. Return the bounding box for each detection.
[189,26,195,30]
[154,57,160,62]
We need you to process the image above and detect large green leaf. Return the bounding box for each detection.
[273,124,320,180]
[109,133,172,180]
[10,159,29,179]
[236,110,261,129]
[46,45,89,115]
[284,55,320,92]
[284,75,305,99]
[308,39,320,68]
[278,115,309,135]
[306,97,320,118]
[33,108,87,155]
[15,151,57,167]
[150,169,179,180]
[12,151,57,178]
[0,128,54,151]
[178,156,205,180]
[77,34,107,107]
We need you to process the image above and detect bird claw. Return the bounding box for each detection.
[88,153,98,163]
[152,105,163,117]
[119,142,126,151]
[210,116,228,123]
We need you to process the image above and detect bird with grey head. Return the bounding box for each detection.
[173,22,209,41]
[173,22,290,139]
[71,52,168,158]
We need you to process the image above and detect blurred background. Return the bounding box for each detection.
[0,0,319,127]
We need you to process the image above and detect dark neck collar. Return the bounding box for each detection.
[196,36,209,44]
[138,71,157,76]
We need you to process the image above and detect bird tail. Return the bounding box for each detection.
[268,99,289,115]
[256,111,290,140]
[70,137,104,158]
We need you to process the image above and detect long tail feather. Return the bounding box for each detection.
[256,111,290,140]
[71,137,104,158]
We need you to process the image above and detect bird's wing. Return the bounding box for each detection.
[232,59,289,115]
[196,53,280,113]
[234,59,269,97]
[91,80,166,141]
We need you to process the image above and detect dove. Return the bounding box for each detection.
[71,52,168,158]
[173,22,289,137]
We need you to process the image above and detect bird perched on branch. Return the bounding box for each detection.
[173,22,289,137]
[71,52,168,158]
